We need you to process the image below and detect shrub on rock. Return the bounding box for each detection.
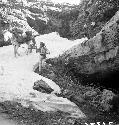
[100,89,119,113]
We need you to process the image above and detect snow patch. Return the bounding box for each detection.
[36,32,88,58]
[0,33,86,118]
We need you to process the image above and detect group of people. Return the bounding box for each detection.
[11,28,36,56]
[4,27,50,74]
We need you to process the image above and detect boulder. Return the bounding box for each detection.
[62,11,119,74]
[33,79,54,94]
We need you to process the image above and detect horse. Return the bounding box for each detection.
[3,30,38,57]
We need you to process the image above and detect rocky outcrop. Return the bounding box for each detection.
[33,79,54,94]
[47,11,119,91]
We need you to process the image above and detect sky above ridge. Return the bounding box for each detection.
[51,0,81,5]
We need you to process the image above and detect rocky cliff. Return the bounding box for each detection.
[47,10,119,92]
[53,0,119,39]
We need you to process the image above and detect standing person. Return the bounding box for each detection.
[12,36,20,57]
[11,28,23,57]
[37,42,50,74]
[25,31,38,54]
[28,34,37,53]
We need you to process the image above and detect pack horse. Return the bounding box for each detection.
[3,30,38,57]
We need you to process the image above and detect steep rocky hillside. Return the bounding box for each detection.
[54,0,119,39]
[1,0,119,43]
[72,0,119,39]
[47,10,119,93]
[0,0,79,46]
[0,0,38,46]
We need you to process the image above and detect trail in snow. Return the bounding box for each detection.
[0,32,87,119]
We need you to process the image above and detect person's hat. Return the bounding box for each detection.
[40,42,45,46]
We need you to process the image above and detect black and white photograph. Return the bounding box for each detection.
[0,0,119,124]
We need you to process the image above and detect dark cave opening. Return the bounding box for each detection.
[71,69,119,94]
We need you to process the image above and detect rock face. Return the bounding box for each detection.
[69,0,119,39]
[47,11,119,91]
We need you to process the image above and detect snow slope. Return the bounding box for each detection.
[0,32,87,119]
[36,32,88,58]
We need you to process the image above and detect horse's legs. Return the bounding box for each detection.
[14,45,20,57]
[29,44,32,53]
[25,44,30,55]
[13,45,17,57]
[26,41,32,55]
[16,45,20,56]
